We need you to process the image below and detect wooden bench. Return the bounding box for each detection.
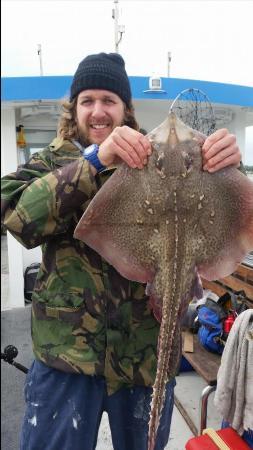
[181,263,253,435]
[202,263,253,307]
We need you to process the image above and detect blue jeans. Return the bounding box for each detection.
[20,360,176,450]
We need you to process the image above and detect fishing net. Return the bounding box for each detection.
[170,88,216,136]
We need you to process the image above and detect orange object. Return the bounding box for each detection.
[16,125,26,148]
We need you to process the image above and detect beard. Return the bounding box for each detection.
[76,125,91,147]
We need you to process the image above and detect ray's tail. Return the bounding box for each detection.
[147,275,181,450]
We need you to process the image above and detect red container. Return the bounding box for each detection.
[185,427,251,449]
[223,314,235,334]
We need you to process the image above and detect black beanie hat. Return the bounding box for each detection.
[70,52,132,107]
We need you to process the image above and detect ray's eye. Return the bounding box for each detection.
[156,154,164,171]
[184,154,193,171]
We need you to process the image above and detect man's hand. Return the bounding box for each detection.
[98,126,152,169]
[202,128,241,173]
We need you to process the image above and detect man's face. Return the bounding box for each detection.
[76,89,125,145]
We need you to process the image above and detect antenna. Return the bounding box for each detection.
[112,0,125,53]
[167,52,172,77]
[37,44,43,76]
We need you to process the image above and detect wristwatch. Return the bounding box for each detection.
[83,144,106,173]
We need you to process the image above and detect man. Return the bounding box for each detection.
[1,52,241,450]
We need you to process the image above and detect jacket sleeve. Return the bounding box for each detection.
[1,149,98,249]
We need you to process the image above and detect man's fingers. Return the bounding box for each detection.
[202,126,241,172]
[98,126,152,169]
[202,128,229,152]
[206,154,241,173]
[203,134,236,160]
[116,146,139,168]
[203,145,238,170]
[115,128,151,168]
[139,134,152,156]
[113,133,145,168]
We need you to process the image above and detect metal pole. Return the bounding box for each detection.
[37,44,43,76]
[112,0,125,53]
[167,51,172,77]
[113,0,119,53]
[199,384,217,435]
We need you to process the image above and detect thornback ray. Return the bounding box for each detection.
[74,112,253,450]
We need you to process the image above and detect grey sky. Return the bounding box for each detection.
[2,0,253,87]
[2,0,253,164]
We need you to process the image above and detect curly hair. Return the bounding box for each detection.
[57,97,140,145]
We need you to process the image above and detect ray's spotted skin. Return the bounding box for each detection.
[74,113,253,450]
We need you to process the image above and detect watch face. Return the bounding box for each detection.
[85,145,96,156]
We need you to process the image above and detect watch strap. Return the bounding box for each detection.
[83,144,106,173]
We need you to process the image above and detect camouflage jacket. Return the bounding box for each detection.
[1,137,181,394]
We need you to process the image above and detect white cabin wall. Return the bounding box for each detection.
[228,109,246,163]
[1,108,25,308]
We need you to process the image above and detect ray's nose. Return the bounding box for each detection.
[168,124,180,146]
